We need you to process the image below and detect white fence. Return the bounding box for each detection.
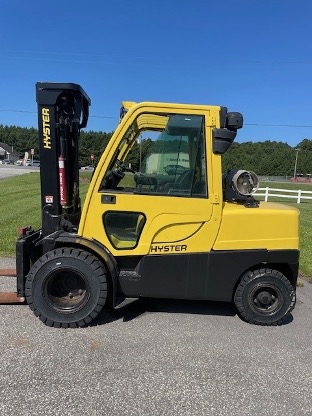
[255,187,312,203]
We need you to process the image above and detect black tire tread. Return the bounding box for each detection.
[234,268,296,326]
[25,247,108,328]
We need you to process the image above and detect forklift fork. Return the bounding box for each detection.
[0,269,26,304]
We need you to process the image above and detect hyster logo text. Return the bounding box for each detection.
[42,108,51,149]
[150,244,187,253]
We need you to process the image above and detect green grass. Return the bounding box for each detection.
[0,174,311,280]
[0,172,91,257]
[258,181,312,280]
[0,173,41,256]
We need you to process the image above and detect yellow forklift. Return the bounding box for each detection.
[0,83,299,327]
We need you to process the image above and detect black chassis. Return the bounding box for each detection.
[16,231,299,306]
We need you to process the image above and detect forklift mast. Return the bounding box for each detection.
[36,83,91,237]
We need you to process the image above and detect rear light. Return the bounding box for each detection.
[18,226,33,238]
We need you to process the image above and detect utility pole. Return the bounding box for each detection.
[293,148,300,180]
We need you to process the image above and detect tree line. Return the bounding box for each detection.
[0,124,113,168]
[0,124,311,176]
[222,139,312,176]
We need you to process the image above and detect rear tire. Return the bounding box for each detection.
[25,247,108,328]
[234,268,296,325]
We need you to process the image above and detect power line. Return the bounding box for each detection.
[245,123,312,128]
[1,109,312,127]
[0,109,36,114]
[0,109,117,119]
[1,50,312,65]
[89,115,118,120]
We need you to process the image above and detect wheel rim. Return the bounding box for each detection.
[43,268,90,313]
[248,283,283,316]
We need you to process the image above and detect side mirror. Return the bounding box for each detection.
[227,112,243,130]
[213,111,243,154]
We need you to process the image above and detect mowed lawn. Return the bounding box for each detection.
[259,181,312,280]
[0,172,90,257]
[0,174,311,280]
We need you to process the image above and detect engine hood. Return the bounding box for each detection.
[213,202,299,251]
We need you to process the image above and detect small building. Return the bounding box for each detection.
[0,142,20,162]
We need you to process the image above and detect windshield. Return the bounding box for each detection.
[100,112,207,197]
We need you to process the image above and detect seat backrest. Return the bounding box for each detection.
[176,169,194,189]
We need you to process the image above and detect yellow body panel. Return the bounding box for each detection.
[152,221,203,243]
[80,193,221,256]
[213,202,299,250]
[121,101,137,110]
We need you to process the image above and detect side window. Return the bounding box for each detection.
[101,113,207,198]
[103,211,145,250]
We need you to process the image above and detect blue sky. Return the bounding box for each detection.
[0,0,312,146]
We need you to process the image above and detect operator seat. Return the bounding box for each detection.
[164,169,195,193]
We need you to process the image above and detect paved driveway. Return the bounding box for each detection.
[0,165,37,180]
[0,257,311,416]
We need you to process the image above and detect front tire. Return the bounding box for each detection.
[234,268,296,325]
[25,248,108,328]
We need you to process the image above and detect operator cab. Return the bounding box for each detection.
[101,111,207,198]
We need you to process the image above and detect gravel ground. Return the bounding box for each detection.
[0,257,311,416]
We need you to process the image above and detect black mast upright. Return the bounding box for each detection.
[36,82,91,237]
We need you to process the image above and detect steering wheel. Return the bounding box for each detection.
[101,160,135,190]
[115,160,135,174]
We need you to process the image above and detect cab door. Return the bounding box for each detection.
[80,104,222,298]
